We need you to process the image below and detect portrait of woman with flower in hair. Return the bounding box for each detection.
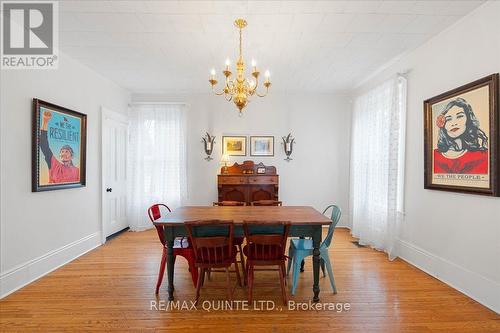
[424,74,499,196]
[433,97,488,174]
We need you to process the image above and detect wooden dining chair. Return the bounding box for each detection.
[251,200,283,206]
[185,220,242,305]
[286,204,341,295]
[212,201,247,284]
[213,201,246,206]
[243,221,290,305]
[147,204,198,294]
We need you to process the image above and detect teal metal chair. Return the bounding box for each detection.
[286,205,341,295]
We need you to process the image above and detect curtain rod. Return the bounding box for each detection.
[128,102,189,106]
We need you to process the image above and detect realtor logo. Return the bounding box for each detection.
[1,0,58,69]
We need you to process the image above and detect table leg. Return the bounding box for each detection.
[312,226,321,302]
[299,237,305,272]
[165,227,175,301]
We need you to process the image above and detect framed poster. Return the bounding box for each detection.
[32,99,87,192]
[222,136,246,156]
[424,74,499,196]
[250,136,274,156]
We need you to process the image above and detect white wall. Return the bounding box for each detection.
[355,1,500,313]
[132,93,352,225]
[0,51,130,297]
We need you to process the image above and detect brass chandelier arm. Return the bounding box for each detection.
[255,87,269,98]
[211,83,226,95]
[248,75,259,95]
[256,80,271,97]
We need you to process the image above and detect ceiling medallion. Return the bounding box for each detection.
[209,18,271,116]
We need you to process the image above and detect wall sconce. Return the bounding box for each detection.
[282,133,295,162]
[202,132,216,161]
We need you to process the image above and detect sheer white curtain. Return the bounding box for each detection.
[350,76,407,260]
[127,103,187,231]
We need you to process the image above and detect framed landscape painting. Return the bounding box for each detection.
[222,136,246,156]
[424,74,499,196]
[250,136,274,156]
[32,99,87,192]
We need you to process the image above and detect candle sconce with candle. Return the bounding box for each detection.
[282,133,295,162]
[202,132,216,161]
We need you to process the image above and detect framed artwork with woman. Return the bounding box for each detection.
[424,74,499,196]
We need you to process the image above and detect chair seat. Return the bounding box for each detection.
[164,237,190,249]
[243,244,285,261]
[195,245,238,265]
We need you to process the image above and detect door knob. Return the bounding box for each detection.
[106,188,112,192]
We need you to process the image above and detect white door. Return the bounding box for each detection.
[102,107,129,240]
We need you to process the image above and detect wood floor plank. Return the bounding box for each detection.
[1,229,498,332]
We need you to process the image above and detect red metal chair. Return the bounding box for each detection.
[185,220,242,305]
[243,221,290,305]
[147,204,198,294]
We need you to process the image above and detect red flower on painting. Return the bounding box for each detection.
[436,114,446,128]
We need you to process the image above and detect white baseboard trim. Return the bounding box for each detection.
[398,239,500,314]
[0,232,102,299]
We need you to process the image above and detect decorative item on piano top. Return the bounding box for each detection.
[202,132,216,161]
[282,133,295,162]
[220,154,230,174]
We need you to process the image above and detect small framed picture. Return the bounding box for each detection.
[250,136,274,156]
[256,167,266,174]
[222,136,246,156]
[32,99,87,192]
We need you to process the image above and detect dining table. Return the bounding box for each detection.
[153,205,332,302]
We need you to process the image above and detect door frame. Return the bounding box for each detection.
[100,106,129,244]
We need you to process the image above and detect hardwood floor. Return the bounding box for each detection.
[1,228,499,332]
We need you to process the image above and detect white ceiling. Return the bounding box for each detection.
[58,0,485,94]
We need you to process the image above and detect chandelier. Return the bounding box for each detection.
[209,18,271,116]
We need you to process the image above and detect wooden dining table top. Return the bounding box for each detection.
[154,206,332,226]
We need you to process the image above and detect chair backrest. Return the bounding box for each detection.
[185,220,234,265]
[147,203,172,246]
[243,221,290,261]
[213,201,246,206]
[251,200,282,206]
[321,205,342,249]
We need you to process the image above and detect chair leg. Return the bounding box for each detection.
[281,263,287,286]
[237,244,247,285]
[195,267,204,305]
[156,249,168,294]
[291,253,305,295]
[320,258,326,277]
[201,267,206,286]
[185,254,198,288]
[321,253,337,294]
[278,264,287,305]
[225,267,233,301]
[234,259,242,287]
[286,246,294,276]
[247,263,254,303]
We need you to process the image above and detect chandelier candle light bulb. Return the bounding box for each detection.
[208,18,272,115]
